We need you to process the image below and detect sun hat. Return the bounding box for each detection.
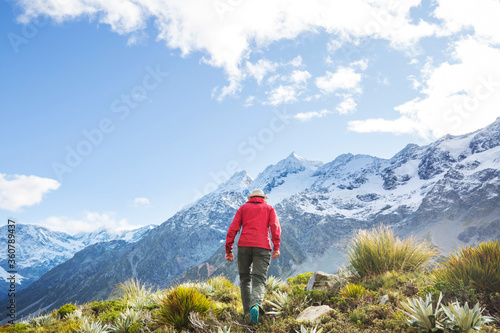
[247,189,268,200]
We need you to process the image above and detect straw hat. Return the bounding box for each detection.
[247,189,268,200]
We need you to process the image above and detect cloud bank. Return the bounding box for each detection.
[0,173,60,211]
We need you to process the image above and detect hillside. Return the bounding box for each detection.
[3,118,500,320]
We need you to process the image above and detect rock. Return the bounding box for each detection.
[306,271,339,293]
[296,305,333,323]
[379,294,389,304]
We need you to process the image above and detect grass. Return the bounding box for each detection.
[433,239,500,294]
[110,278,158,309]
[348,225,439,278]
[156,285,212,330]
[3,231,499,333]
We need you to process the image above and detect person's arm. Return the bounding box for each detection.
[225,207,243,261]
[269,208,281,259]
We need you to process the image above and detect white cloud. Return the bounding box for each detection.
[0,173,60,211]
[13,0,439,100]
[350,59,368,71]
[288,55,303,67]
[133,197,150,207]
[264,68,311,106]
[336,95,357,114]
[348,38,500,139]
[289,70,312,85]
[327,39,343,53]
[245,59,277,85]
[303,94,322,102]
[348,117,421,134]
[316,64,365,94]
[294,109,332,121]
[244,95,255,107]
[434,0,500,44]
[39,211,137,235]
[267,85,299,106]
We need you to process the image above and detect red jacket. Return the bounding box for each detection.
[225,196,281,254]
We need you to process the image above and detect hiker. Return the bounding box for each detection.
[225,189,281,324]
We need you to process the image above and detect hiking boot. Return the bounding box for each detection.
[249,303,259,325]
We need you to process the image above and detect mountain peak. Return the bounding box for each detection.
[215,170,253,193]
[287,151,301,160]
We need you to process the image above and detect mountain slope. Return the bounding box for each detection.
[0,224,156,293]
[4,117,500,321]
[5,240,131,320]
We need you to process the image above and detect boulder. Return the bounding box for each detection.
[296,305,333,323]
[306,271,339,293]
[379,294,389,305]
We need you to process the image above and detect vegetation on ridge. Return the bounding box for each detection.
[2,227,499,333]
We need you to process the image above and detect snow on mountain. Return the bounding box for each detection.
[5,118,500,319]
[0,223,156,291]
[244,152,323,204]
[215,170,254,194]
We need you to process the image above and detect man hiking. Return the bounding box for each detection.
[225,189,281,325]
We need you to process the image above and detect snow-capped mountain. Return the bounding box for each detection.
[4,118,500,321]
[0,224,156,292]
[246,152,323,204]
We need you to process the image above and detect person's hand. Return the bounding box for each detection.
[273,250,280,260]
[225,253,234,262]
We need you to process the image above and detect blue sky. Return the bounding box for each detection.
[2,0,500,234]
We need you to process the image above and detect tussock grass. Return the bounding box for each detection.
[156,285,212,330]
[348,225,438,278]
[433,239,500,294]
[110,278,157,309]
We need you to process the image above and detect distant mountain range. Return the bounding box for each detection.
[0,224,156,293]
[3,118,500,321]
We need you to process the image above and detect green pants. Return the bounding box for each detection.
[237,246,272,315]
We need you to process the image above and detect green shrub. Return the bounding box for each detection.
[287,272,313,286]
[266,276,288,293]
[128,321,142,333]
[206,276,239,304]
[207,276,233,290]
[77,317,109,333]
[340,283,366,300]
[290,286,328,305]
[434,280,480,306]
[254,316,301,333]
[433,239,500,295]
[442,301,494,332]
[59,318,82,333]
[57,303,78,319]
[29,314,54,327]
[399,292,444,331]
[109,308,143,332]
[348,225,438,277]
[361,270,432,295]
[6,323,31,332]
[90,300,126,316]
[156,285,212,330]
[296,324,323,333]
[348,304,392,328]
[265,290,296,317]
